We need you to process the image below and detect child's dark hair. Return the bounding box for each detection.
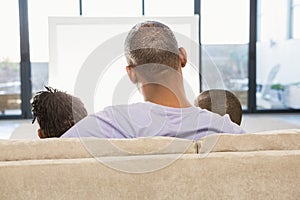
[31,86,87,138]
[195,89,242,125]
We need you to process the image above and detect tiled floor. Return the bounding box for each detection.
[0,114,299,139]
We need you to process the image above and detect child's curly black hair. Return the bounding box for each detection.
[31,86,87,138]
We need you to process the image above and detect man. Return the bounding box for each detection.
[61,21,244,140]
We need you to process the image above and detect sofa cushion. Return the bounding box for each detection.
[0,136,196,161]
[198,129,300,153]
[1,150,299,199]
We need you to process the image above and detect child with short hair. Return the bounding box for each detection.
[31,86,87,138]
[194,89,243,125]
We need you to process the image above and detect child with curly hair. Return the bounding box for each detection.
[31,86,87,138]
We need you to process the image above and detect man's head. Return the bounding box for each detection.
[195,89,242,125]
[31,86,88,138]
[124,21,187,84]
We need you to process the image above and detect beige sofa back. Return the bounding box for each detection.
[0,136,196,161]
[0,129,299,200]
[198,129,300,153]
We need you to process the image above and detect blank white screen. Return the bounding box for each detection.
[49,17,199,113]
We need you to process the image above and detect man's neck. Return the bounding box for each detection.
[141,84,191,108]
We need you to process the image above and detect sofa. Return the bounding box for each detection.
[0,129,299,200]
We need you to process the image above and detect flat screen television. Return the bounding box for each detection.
[49,16,199,113]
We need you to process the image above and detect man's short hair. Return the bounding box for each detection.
[124,21,180,71]
[195,89,242,125]
[31,86,87,138]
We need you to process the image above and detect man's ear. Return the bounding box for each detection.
[179,47,187,68]
[38,129,46,139]
[126,65,137,83]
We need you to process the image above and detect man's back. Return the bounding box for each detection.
[62,102,244,140]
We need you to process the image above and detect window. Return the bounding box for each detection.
[292,0,300,38]
[259,0,288,42]
[145,0,194,16]
[0,0,21,116]
[82,0,142,16]
[1,0,299,120]
[200,0,250,109]
[257,0,300,110]
[28,0,79,94]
